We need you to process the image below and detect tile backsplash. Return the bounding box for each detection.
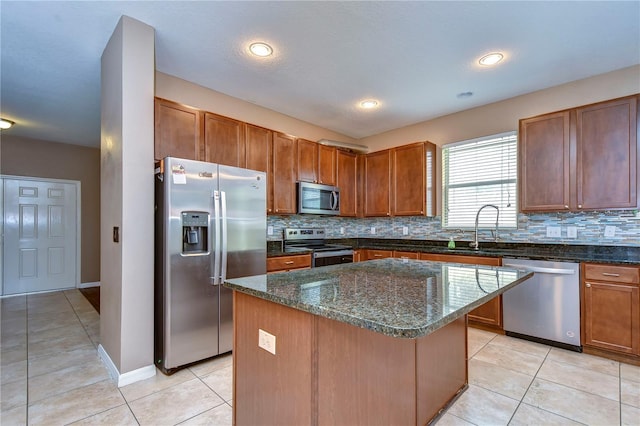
[268,211,640,247]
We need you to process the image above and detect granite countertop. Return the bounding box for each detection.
[224,259,532,339]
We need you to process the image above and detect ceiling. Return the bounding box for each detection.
[1,1,639,148]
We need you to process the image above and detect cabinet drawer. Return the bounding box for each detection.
[366,249,393,260]
[584,264,639,284]
[267,254,312,272]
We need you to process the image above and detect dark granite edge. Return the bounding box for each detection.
[225,268,533,339]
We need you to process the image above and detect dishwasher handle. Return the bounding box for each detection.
[503,263,575,275]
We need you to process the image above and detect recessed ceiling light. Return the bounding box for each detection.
[457,92,473,99]
[478,52,504,66]
[249,42,273,57]
[0,118,14,129]
[359,100,379,109]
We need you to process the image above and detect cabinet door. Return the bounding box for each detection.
[336,150,358,217]
[318,145,337,185]
[154,98,202,161]
[203,113,245,167]
[393,142,426,216]
[365,249,393,260]
[364,150,392,217]
[296,139,318,183]
[576,96,638,210]
[245,124,271,173]
[519,111,571,211]
[393,251,419,260]
[583,281,640,355]
[272,133,297,214]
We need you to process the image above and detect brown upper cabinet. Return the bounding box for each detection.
[154,98,202,161]
[317,145,337,185]
[296,139,318,183]
[203,112,245,167]
[336,150,358,217]
[364,141,436,217]
[520,95,638,212]
[245,124,271,174]
[271,132,297,214]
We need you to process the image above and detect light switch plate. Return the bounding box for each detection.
[267,226,273,236]
[258,329,276,355]
[604,225,616,238]
[567,226,578,238]
[371,227,376,235]
[402,226,409,235]
[546,226,561,238]
[340,227,345,235]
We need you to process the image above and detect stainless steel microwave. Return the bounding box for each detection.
[297,182,340,215]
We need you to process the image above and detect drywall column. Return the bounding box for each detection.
[99,15,155,386]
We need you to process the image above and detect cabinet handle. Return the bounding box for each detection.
[374,254,383,257]
[564,205,569,209]
[284,261,294,265]
[586,283,591,288]
[578,204,582,209]
[601,272,620,277]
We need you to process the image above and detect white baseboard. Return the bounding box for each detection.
[78,281,100,289]
[98,344,156,387]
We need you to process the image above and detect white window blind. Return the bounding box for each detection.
[442,131,517,229]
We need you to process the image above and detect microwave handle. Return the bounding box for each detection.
[331,191,338,210]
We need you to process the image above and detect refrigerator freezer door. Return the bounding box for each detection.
[162,157,220,370]
[218,165,267,353]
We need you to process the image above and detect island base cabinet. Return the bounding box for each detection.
[233,291,468,426]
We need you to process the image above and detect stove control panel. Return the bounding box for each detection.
[285,228,326,240]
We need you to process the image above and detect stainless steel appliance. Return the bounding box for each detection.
[284,228,353,267]
[502,258,581,351]
[297,182,340,215]
[155,157,266,374]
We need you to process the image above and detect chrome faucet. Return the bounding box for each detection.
[469,204,499,250]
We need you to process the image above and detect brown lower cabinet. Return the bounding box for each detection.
[582,263,640,357]
[365,249,393,260]
[267,254,311,273]
[420,253,503,330]
[394,251,420,260]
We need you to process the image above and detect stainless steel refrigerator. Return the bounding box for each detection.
[155,157,266,374]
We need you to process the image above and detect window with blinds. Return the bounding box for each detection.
[442,131,518,229]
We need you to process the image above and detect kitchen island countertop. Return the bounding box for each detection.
[224,258,532,338]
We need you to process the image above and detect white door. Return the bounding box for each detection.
[3,178,78,294]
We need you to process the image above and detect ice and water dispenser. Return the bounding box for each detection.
[181,211,208,254]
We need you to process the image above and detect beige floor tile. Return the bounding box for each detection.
[489,334,550,358]
[69,403,138,425]
[1,343,27,366]
[202,365,233,401]
[128,378,224,425]
[1,317,27,334]
[1,328,27,348]
[1,379,26,411]
[28,360,110,403]
[523,378,619,425]
[76,309,99,325]
[1,295,26,309]
[188,353,233,378]
[28,379,125,425]
[447,384,519,425]
[0,403,27,425]
[27,330,93,359]
[537,358,620,401]
[28,345,98,378]
[473,342,545,376]
[1,360,27,385]
[27,311,80,333]
[546,347,619,377]
[120,367,196,402]
[508,403,583,426]
[433,412,475,425]
[27,322,88,345]
[621,362,640,383]
[179,403,233,426]
[467,328,496,357]
[621,403,640,426]
[468,358,534,400]
[621,378,640,408]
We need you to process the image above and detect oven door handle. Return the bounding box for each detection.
[314,250,354,259]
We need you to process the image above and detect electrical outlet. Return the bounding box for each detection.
[546,226,561,238]
[402,226,409,235]
[267,226,273,236]
[567,226,578,238]
[604,226,616,238]
[371,227,376,235]
[340,227,345,235]
[258,329,276,355]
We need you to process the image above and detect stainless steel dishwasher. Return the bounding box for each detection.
[502,258,581,351]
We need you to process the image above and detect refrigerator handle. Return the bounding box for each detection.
[211,191,221,285]
[220,191,228,283]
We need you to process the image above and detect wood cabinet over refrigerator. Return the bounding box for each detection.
[520,95,639,212]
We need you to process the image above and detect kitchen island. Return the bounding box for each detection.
[224,258,533,425]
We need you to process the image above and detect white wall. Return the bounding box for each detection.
[100,15,155,380]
